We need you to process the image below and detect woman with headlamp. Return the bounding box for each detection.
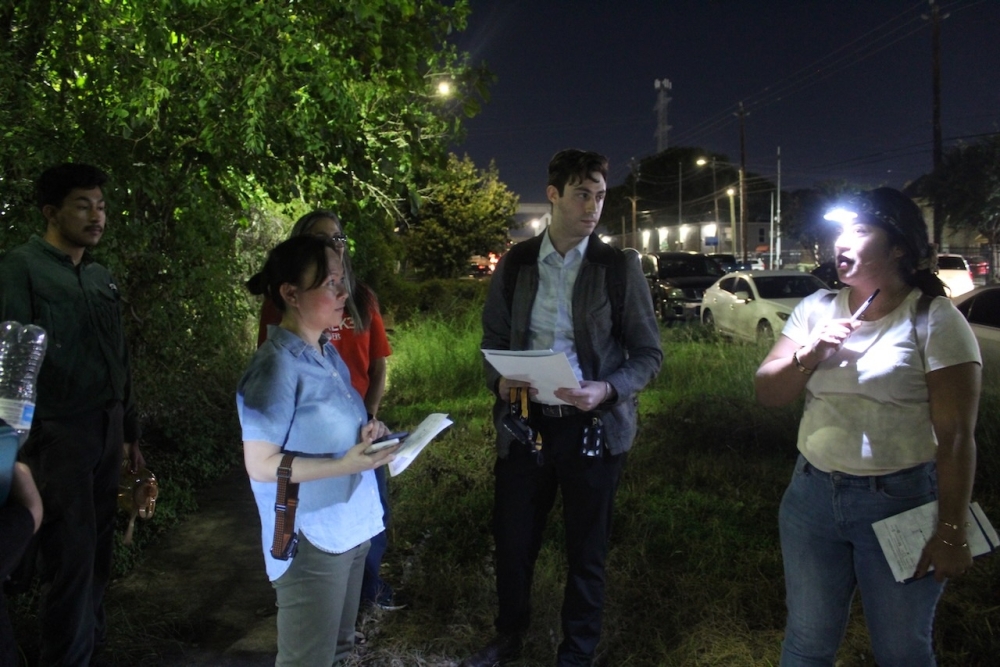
[755,187,981,666]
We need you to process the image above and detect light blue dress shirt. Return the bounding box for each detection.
[237,325,384,581]
[529,231,589,381]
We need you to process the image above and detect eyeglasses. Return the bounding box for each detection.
[315,233,348,246]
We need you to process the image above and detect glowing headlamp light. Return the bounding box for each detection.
[823,207,858,224]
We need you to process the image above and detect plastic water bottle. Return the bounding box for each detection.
[0,321,48,434]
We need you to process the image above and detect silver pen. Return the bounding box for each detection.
[851,288,880,322]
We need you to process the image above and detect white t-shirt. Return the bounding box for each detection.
[781,287,981,475]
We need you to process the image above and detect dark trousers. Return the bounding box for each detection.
[21,404,123,667]
[361,465,392,604]
[493,411,625,667]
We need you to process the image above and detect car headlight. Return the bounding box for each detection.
[776,312,790,321]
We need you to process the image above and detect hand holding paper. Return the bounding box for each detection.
[387,413,453,477]
[481,349,580,405]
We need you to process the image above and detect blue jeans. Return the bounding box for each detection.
[779,455,944,667]
[361,465,392,605]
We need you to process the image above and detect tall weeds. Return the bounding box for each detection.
[366,324,1000,666]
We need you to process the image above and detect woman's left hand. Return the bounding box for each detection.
[914,533,973,581]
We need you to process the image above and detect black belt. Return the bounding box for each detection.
[534,403,582,418]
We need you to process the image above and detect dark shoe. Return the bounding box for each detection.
[374,588,410,611]
[459,634,523,667]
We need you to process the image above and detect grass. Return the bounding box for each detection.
[362,320,1000,666]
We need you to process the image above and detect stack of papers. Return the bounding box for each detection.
[872,501,999,582]
[388,413,453,477]
[481,349,579,405]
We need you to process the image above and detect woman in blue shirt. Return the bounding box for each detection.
[238,235,397,665]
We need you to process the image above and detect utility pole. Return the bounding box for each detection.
[926,0,949,245]
[677,161,682,226]
[628,158,640,249]
[738,102,748,262]
[775,146,782,269]
[654,79,672,153]
[710,157,719,225]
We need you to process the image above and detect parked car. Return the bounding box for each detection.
[936,253,975,298]
[953,285,1000,376]
[640,251,724,325]
[810,261,844,290]
[967,256,990,278]
[700,270,829,344]
[707,253,739,273]
[707,252,765,272]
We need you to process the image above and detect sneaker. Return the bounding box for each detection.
[374,589,410,611]
[459,634,523,667]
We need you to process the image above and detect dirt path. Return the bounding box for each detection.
[103,465,277,666]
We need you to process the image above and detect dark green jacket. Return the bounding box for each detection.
[0,236,139,441]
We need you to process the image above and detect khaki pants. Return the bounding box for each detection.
[272,534,370,666]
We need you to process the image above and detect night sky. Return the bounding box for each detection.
[450,0,1000,204]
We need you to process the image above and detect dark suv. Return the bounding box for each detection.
[640,252,725,325]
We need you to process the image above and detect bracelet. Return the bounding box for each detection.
[939,520,970,532]
[792,349,815,376]
[936,535,969,549]
[603,381,612,402]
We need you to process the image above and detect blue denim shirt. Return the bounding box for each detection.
[237,326,383,581]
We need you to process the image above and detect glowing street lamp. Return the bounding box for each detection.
[696,157,720,226]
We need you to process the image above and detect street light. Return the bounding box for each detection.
[696,157,720,227]
[699,158,744,258]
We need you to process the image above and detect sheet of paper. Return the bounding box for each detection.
[481,349,580,405]
[872,500,998,583]
[388,413,453,477]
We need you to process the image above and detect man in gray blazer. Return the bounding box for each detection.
[466,149,662,667]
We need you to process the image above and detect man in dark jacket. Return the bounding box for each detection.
[465,150,662,666]
[0,163,143,667]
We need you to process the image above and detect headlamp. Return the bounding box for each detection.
[822,207,858,224]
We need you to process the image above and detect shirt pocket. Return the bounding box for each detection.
[87,283,124,345]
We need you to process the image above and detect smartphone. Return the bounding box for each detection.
[364,431,409,455]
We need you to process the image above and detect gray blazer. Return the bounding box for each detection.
[481,233,663,457]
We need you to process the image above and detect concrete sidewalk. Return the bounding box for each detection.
[104,464,278,666]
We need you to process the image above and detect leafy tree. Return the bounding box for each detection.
[408,154,518,279]
[922,135,1000,280]
[0,1,488,520]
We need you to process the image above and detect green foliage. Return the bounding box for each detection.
[386,305,488,406]
[407,154,518,279]
[377,273,491,324]
[0,0,491,566]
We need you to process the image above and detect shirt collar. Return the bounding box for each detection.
[30,235,94,266]
[540,230,589,262]
[267,325,313,358]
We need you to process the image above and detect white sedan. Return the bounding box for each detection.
[953,285,1000,381]
[700,270,829,344]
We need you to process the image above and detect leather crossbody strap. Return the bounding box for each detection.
[270,452,300,560]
